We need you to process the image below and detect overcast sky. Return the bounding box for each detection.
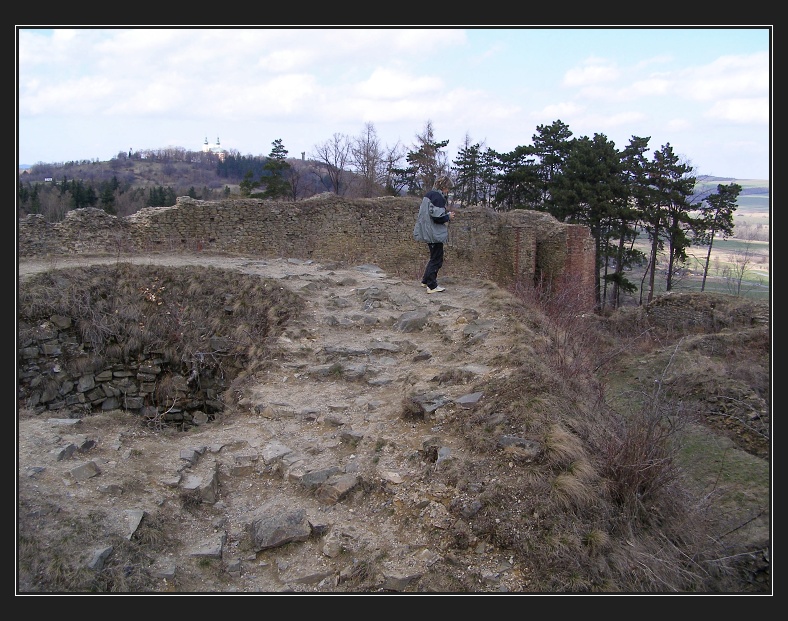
[16,26,772,180]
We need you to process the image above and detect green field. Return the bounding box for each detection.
[623,179,770,303]
[736,194,770,213]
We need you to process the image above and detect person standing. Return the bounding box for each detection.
[413,176,455,293]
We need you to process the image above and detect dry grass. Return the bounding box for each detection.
[18,263,305,421]
[444,279,770,592]
[16,263,769,593]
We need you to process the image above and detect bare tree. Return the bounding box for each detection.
[381,142,406,196]
[725,238,757,297]
[311,134,352,195]
[734,221,769,243]
[287,163,303,200]
[351,122,385,197]
[38,189,70,222]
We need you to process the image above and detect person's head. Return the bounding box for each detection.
[434,175,452,193]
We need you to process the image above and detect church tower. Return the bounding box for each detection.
[201,136,227,161]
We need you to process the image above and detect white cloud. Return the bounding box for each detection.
[560,50,769,120]
[563,59,620,87]
[602,111,647,127]
[576,110,646,130]
[20,76,118,115]
[705,97,769,124]
[355,68,441,99]
[16,28,771,179]
[666,118,692,132]
[676,52,769,101]
[623,77,672,98]
[257,48,315,72]
[540,101,585,118]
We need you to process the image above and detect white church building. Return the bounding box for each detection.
[202,137,227,161]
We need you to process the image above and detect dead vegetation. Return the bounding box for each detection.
[16,260,770,594]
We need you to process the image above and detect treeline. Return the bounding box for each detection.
[18,118,750,308]
[18,148,247,219]
[298,119,747,309]
[16,174,221,220]
[17,142,362,220]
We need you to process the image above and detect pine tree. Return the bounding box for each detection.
[697,183,741,291]
[259,139,292,200]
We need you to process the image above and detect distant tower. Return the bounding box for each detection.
[202,136,227,162]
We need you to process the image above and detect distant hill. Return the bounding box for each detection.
[16,154,385,216]
[18,159,768,192]
[18,156,311,196]
[696,176,769,189]
[18,158,769,222]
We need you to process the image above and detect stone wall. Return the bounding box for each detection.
[17,195,596,308]
[18,313,230,424]
[17,196,597,422]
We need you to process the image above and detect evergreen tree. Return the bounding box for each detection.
[147,185,177,207]
[552,133,627,307]
[605,136,651,309]
[642,144,697,301]
[240,170,259,197]
[259,139,292,200]
[452,141,484,206]
[99,183,117,214]
[18,184,30,205]
[493,145,540,211]
[697,183,741,291]
[393,121,450,196]
[531,120,573,214]
[478,147,500,207]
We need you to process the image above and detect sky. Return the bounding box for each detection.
[16,26,772,180]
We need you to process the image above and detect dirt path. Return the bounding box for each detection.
[17,253,770,593]
[18,253,528,592]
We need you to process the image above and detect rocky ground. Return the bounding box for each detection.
[16,254,771,594]
[18,254,541,593]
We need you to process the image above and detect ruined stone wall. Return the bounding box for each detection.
[18,314,227,424]
[17,195,596,309]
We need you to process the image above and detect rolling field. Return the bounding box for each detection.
[622,179,770,303]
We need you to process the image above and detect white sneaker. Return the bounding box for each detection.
[420,282,427,287]
[427,286,446,294]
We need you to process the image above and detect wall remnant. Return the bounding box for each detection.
[18,196,596,309]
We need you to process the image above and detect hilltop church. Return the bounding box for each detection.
[202,137,227,161]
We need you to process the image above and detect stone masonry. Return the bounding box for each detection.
[17,196,597,423]
[17,195,596,309]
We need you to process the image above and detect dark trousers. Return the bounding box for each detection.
[421,242,444,289]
